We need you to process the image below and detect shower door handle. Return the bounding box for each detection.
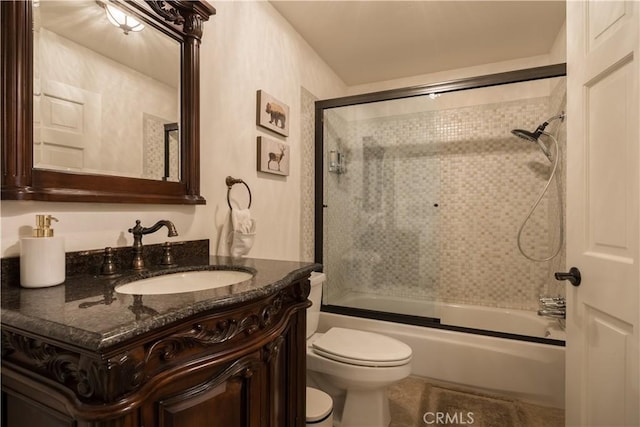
[555,267,581,287]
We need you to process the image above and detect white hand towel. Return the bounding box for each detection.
[230,209,256,257]
[217,209,256,257]
[232,209,253,234]
[216,211,233,256]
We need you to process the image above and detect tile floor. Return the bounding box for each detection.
[388,376,564,427]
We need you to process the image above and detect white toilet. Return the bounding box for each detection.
[306,272,412,427]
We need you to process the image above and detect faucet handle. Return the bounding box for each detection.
[160,242,177,267]
[539,296,564,302]
[539,296,566,308]
[100,247,117,276]
[128,219,143,235]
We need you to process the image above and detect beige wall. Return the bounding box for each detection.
[1,2,566,267]
[1,1,346,260]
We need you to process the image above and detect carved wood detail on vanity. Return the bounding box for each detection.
[146,290,285,363]
[2,331,144,403]
[2,276,311,426]
[263,335,286,363]
[2,282,309,405]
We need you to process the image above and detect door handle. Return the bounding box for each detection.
[555,267,581,287]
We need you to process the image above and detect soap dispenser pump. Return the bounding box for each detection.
[20,215,66,288]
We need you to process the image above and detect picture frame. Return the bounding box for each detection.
[257,136,290,176]
[257,90,289,137]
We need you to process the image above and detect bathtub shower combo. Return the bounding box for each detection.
[314,65,568,408]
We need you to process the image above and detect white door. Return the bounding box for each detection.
[565,1,639,426]
[34,80,101,171]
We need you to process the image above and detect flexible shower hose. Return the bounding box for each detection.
[516,131,563,262]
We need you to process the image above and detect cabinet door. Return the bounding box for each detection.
[2,391,74,427]
[143,352,266,427]
[157,378,257,427]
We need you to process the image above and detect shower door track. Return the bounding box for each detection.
[321,304,565,347]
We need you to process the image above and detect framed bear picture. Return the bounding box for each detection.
[257,90,289,137]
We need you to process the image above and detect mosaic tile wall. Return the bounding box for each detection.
[544,78,567,301]
[322,82,567,311]
[300,87,317,262]
[142,114,180,182]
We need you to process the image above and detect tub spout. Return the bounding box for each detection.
[537,308,566,319]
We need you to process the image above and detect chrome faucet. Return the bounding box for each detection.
[128,220,178,270]
[538,296,566,319]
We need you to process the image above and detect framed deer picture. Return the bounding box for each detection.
[257,137,290,176]
[257,90,289,137]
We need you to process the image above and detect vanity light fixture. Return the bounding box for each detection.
[105,3,144,35]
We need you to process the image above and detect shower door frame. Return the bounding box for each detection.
[314,63,567,345]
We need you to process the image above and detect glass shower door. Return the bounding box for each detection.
[321,104,442,320]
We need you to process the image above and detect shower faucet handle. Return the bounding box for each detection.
[539,296,566,308]
[538,296,566,319]
[539,296,565,303]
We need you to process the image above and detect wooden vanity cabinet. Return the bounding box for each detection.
[1,279,310,427]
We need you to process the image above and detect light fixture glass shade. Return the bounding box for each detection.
[105,4,144,34]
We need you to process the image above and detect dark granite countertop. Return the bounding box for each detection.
[1,255,320,352]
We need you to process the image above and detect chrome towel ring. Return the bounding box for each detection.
[226,176,252,210]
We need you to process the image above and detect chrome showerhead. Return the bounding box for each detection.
[511,128,553,161]
[511,112,565,161]
[511,128,543,143]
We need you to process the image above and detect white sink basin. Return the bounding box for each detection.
[115,270,253,295]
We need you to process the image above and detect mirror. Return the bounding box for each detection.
[33,0,180,181]
[1,0,215,204]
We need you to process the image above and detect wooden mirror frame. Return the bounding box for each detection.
[1,0,214,204]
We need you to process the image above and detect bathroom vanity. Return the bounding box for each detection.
[1,243,318,427]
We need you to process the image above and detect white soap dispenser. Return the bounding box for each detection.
[20,214,66,288]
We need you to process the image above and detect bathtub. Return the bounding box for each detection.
[319,303,565,408]
[335,293,566,340]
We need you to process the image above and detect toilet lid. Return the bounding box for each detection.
[306,387,333,423]
[312,327,412,367]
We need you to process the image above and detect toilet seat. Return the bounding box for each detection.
[311,327,412,367]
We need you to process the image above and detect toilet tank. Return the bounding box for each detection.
[307,272,325,339]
